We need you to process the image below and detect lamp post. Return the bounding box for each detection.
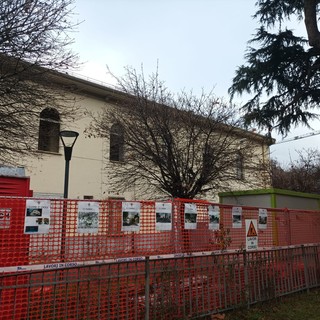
[59,130,79,198]
[59,130,78,263]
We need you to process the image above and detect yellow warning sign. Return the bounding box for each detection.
[247,221,257,237]
[246,219,258,250]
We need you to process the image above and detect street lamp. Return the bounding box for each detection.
[59,130,79,198]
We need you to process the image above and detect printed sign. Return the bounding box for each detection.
[0,208,11,229]
[184,203,197,229]
[208,205,220,230]
[77,201,100,233]
[246,219,258,250]
[258,208,268,229]
[122,202,141,232]
[232,207,242,228]
[155,202,172,231]
[24,200,51,234]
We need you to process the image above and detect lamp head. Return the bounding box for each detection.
[59,130,79,148]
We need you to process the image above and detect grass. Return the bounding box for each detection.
[224,288,320,320]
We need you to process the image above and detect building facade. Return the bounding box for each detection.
[12,71,272,200]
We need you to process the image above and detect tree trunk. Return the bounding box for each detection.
[304,0,320,48]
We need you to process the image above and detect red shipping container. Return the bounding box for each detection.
[0,176,33,319]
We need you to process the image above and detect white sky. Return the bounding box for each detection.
[71,0,320,165]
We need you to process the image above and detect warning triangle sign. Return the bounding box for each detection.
[247,221,257,237]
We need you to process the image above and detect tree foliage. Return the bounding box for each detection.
[89,67,269,199]
[0,0,78,165]
[271,148,320,193]
[229,0,320,136]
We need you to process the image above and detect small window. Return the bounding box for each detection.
[236,152,244,180]
[110,124,124,161]
[38,108,60,152]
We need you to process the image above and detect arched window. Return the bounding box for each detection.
[236,151,244,180]
[38,108,60,153]
[110,124,124,162]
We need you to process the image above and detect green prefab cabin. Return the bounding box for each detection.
[219,188,320,210]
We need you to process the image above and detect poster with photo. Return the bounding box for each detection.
[232,206,242,228]
[258,208,268,229]
[0,208,11,229]
[122,201,141,232]
[208,205,220,230]
[77,201,100,233]
[24,199,51,234]
[184,203,197,229]
[155,202,172,231]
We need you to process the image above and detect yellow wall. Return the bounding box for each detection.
[17,75,272,201]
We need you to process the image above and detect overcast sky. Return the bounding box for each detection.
[71,0,320,165]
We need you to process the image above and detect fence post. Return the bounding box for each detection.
[145,256,150,320]
[314,245,320,285]
[285,208,292,245]
[301,245,310,293]
[243,249,250,308]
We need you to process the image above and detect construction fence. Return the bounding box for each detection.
[1,197,320,268]
[1,197,320,318]
[1,244,320,319]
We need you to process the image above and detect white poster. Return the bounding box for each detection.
[232,206,242,228]
[122,202,141,232]
[0,208,11,229]
[24,199,51,234]
[258,208,268,229]
[246,219,258,250]
[184,203,197,230]
[155,202,172,231]
[208,205,220,230]
[77,201,100,233]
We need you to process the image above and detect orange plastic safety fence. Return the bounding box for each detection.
[2,196,320,319]
[1,197,320,269]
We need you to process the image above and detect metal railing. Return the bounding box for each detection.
[1,244,319,319]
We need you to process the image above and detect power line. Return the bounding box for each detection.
[275,130,320,145]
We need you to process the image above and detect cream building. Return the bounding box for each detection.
[14,71,272,200]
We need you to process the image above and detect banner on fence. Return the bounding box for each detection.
[24,199,51,234]
[184,203,197,229]
[155,202,172,231]
[232,206,242,228]
[77,201,99,233]
[122,201,141,232]
[208,205,220,230]
[258,208,268,229]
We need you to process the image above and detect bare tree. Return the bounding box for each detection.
[0,0,79,165]
[271,148,320,193]
[89,67,270,199]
